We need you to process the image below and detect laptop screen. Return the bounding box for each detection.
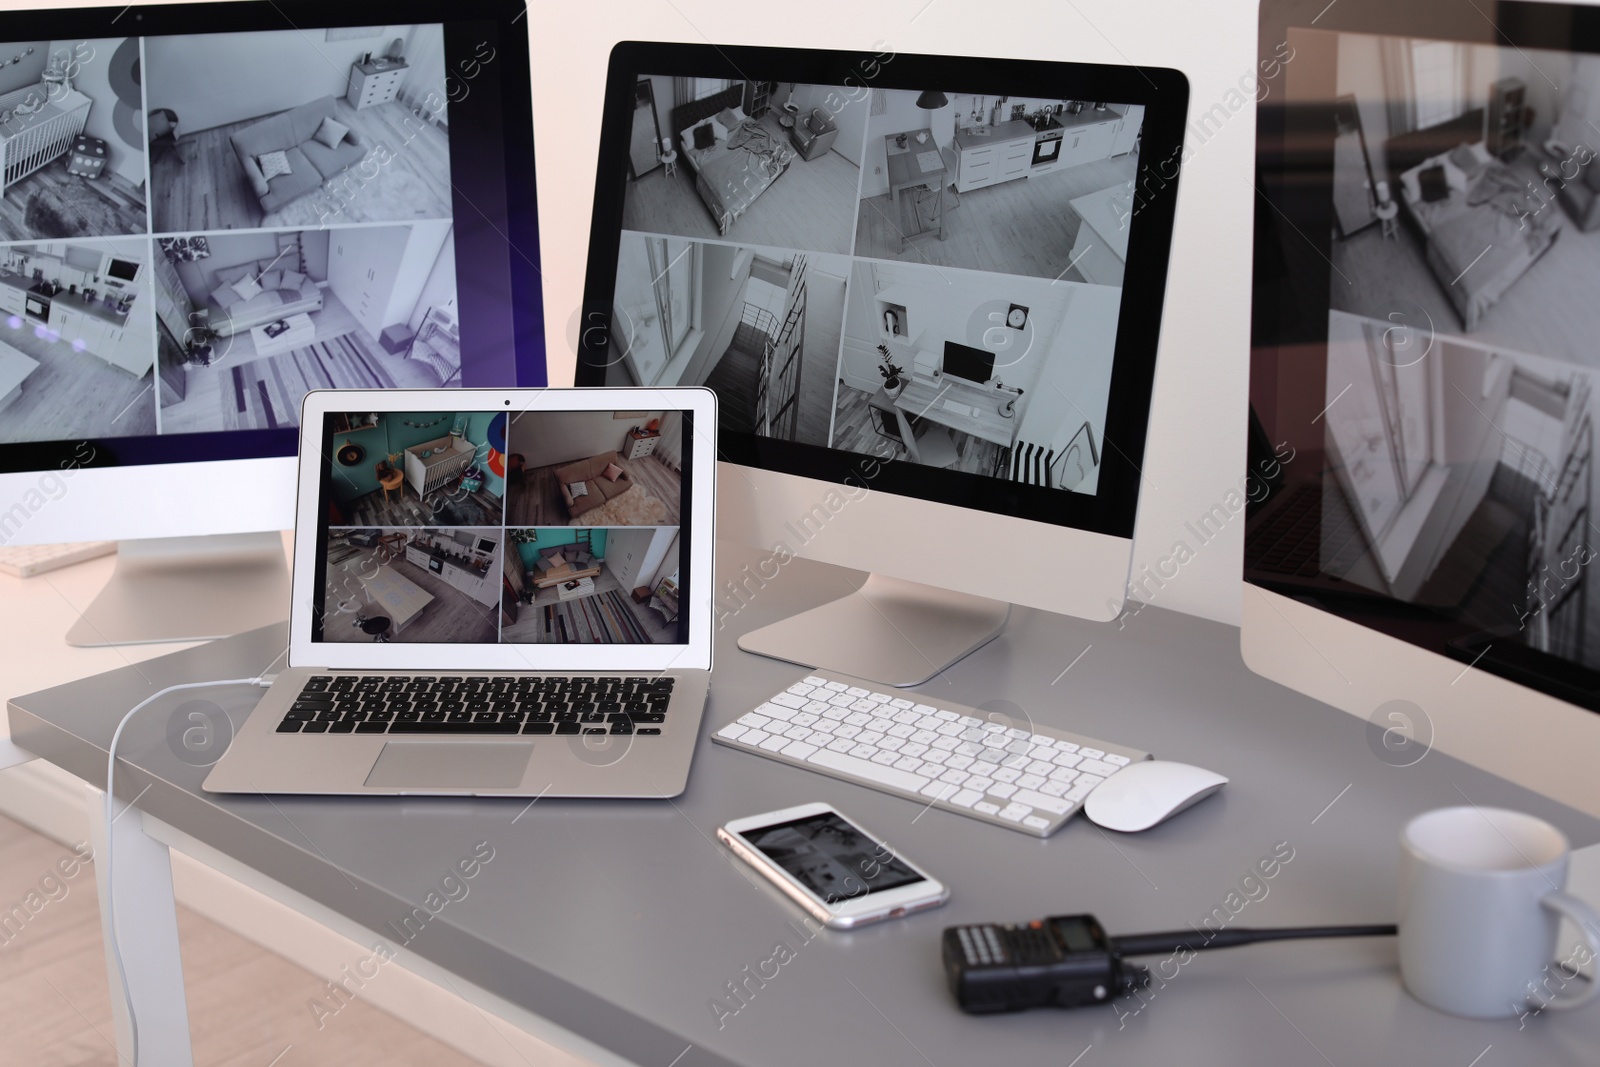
[310,407,691,646]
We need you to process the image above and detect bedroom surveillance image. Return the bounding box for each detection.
[621,76,865,254]
[1329,35,1600,365]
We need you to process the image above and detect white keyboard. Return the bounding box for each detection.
[712,672,1149,838]
[0,541,115,578]
[940,399,977,417]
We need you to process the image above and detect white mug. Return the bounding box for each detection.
[1398,806,1600,1018]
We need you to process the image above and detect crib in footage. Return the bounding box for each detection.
[0,84,91,196]
[404,435,476,496]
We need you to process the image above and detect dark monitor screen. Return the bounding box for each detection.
[942,341,994,385]
[1251,0,1600,712]
[0,0,545,480]
[577,42,1189,540]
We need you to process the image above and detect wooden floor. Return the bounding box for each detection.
[323,542,500,644]
[159,292,440,433]
[501,566,672,643]
[0,162,148,241]
[0,320,155,445]
[831,382,1003,476]
[704,340,760,435]
[621,115,861,254]
[0,813,480,1067]
[150,101,452,233]
[341,484,505,528]
[505,455,682,527]
[1331,165,1600,369]
[853,155,1138,281]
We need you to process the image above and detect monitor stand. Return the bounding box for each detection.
[65,532,290,647]
[736,573,1010,687]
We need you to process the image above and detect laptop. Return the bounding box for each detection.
[204,386,717,797]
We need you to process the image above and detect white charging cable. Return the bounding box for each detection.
[103,675,273,1066]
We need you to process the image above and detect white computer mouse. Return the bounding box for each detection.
[1084,760,1228,832]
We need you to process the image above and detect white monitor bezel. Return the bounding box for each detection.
[290,387,716,673]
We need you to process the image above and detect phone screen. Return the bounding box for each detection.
[742,811,925,904]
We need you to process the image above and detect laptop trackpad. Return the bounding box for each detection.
[365,741,532,790]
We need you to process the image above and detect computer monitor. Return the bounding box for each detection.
[578,43,1188,685]
[0,0,545,645]
[941,341,994,386]
[1248,0,1600,813]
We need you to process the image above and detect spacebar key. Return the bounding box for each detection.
[807,748,930,793]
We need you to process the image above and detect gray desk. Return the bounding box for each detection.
[11,540,1600,1065]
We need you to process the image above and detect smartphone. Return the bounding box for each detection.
[718,802,949,929]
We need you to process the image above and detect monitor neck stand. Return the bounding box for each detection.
[65,532,290,647]
[736,573,1010,688]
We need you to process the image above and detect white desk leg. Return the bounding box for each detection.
[87,787,195,1067]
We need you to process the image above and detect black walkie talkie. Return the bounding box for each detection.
[943,914,1396,1013]
[943,915,1149,1013]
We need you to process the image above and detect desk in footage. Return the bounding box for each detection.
[9,540,1600,1066]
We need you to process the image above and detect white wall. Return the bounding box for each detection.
[51,38,145,187]
[511,410,662,469]
[408,226,458,331]
[143,24,442,133]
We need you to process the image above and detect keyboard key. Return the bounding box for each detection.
[894,757,925,773]
[856,731,884,746]
[784,724,813,739]
[1013,789,1073,815]
[867,692,893,704]
[784,741,818,760]
[879,737,905,752]
[950,789,983,808]
[974,801,1000,815]
[1026,760,1056,776]
[1105,754,1132,766]
[824,681,849,692]
[1023,815,1052,830]
[524,723,555,734]
[921,781,959,801]
[932,736,960,751]
[785,683,814,697]
[998,804,1032,823]
[970,761,1000,778]
[1076,773,1105,788]
[759,734,790,752]
[804,676,828,686]
[759,702,797,722]
[888,723,916,738]
[915,716,942,731]
[993,767,1022,783]
[1064,781,1096,802]
[834,724,861,740]
[844,712,872,726]
[1041,781,1069,797]
[1018,773,1046,790]
[738,712,771,730]
[830,693,857,708]
[808,749,931,793]
[1029,734,1054,748]
[827,737,855,753]
[850,744,877,759]
[276,719,303,732]
[921,750,951,766]
[805,700,834,715]
[1053,751,1083,768]
[939,769,970,786]
[742,730,771,748]
[932,708,958,721]
[870,750,899,766]
[966,776,994,793]
[900,742,928,757]
[771,693,807,709]
[1078,758,1120,778]
[988,783,1017,799]
[1056,741,1080,754]
[889,698,915,709]
[1079,747,1105,759]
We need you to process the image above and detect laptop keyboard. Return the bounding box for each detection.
[276,675,674,736]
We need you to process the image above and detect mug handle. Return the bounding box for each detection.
[1537,891,1600,1010]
